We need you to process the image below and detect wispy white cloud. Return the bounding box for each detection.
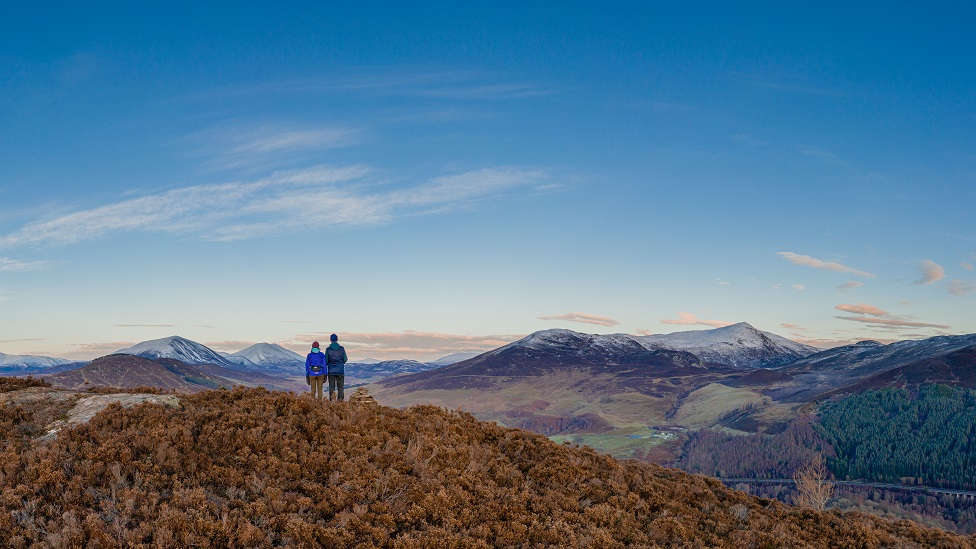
[0,257,50,272]
[0,165,549,248]
[777,252,875,278]
[190,123,361,171]
[948,279,976,296]
[113,324,177,328]
[837,281,864,292]
[67,341,137,360]
[914,259,946,285]
[202,72,554,101]
[660,312,733,328]
[538,312,620,327]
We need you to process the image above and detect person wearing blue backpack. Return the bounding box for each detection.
[305,341,327,399]
[325,333,348,401]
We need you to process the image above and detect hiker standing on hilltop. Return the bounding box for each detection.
[326,333,348,401]
[305,341,327,399]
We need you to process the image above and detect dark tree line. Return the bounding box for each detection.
[676,415,834,479]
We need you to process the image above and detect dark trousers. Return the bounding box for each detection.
[328,374,344,401]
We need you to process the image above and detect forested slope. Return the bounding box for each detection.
[817,385,976,489]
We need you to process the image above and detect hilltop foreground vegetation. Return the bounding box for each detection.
[1,382,974,548]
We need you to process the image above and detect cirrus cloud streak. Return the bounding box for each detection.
[777,252,875,278]
[0,165,549,248]
[538,312,620,327]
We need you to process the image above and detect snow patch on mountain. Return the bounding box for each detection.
[115,336,234,367]
[0,352,73,372]
[229,343,304,372]
[637,322,818,368]
[430,352,482,366]
[497,323,817,369]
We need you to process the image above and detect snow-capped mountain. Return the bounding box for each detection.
[638,322,818,368]
[430,352,482,366]
[484,323,816,370]
[228,343,304,372]
[115,336,236,367]
[0,351,74,373]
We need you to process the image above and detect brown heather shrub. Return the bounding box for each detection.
[0,385,973,548]
[0,375,51,393]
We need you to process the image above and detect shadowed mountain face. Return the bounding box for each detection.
[45,355,231,392]
[752,334,976,403]
[44,355,306,393]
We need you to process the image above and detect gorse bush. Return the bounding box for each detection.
[1,386,973,547]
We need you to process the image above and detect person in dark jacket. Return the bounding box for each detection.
[305,341,327,399]
[325,333,348,401]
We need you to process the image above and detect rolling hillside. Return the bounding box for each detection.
[1,381,971,547]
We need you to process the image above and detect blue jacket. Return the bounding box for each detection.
[325,342,348,375]
[305,350,327,376]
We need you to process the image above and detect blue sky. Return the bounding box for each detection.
[1,3,974,360]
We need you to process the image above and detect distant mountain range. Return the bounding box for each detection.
[372,323,976,461]
[7,324,976,425]
[0,351,74,374]
[2,335,481,385]
[44,354,305,393]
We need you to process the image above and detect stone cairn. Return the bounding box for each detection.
[349,387,377,404]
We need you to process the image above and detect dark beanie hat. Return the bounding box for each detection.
[312,341,320,348]
[330,334,338,342]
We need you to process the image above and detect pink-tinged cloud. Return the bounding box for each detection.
[777,252,875,278]
[660,312,733,328]
[636,329,655,336]
[284,331,523,361]
[791,337,900,348]
[961,261,974,271]
[837,281,864,292]
[780,323,806,331]
[835,303,888,317]
[538,312,620,327]
[792,284,806,291]
[948,279,976,296]
[835,316,950,329]
[914,259,946,285]
[66,341,137,360]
